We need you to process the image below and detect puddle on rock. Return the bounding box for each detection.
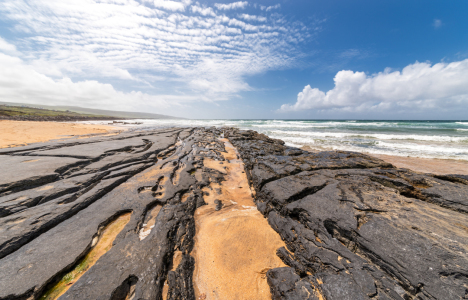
[40,212,132,300]
[139,205,162,241]
[191,138,286,300]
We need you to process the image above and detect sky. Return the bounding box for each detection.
[0,0,467,119]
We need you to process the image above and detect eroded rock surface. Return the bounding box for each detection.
[225,128,468,300]
[0,127,226,300]
[0,127,466,300]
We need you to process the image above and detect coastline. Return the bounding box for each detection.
[0,127,467,299]
[301,145,468,175]
[0,120,123,148]
[371,154,468,175]
[1,120,465,175]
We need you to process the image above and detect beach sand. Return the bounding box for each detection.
[372,154,468,175]
[0,120,119,148]
[2,121,465,176]
[301,145,468,175]
[191,138,286,300]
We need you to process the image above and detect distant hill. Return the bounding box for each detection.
[0,104,120,121]
[0,102,181,119]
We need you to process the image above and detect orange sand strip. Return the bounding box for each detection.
[0,120,119,148]
[372,154,468,175]
[192,138,286,300]
[40,213,132,300]
[302,145,468,175]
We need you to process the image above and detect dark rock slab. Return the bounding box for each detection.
[0,127,228,300]
[225,128,468,300]
[267,267,320,300]
[0,172,99,218]
[0,155,83,194]
[23,138,149,159]
[1,127,467,300]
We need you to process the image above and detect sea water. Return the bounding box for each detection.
[85,120,468,161]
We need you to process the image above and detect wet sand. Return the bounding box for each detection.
[0,120,119,148]
[301,146,467,175]
[372,154,468,175]
[191,138,286,300]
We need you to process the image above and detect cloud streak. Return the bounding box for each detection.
[214,1,248,10]
[280,59,468,114]
[0,51,196,111]
[0,0,311,109]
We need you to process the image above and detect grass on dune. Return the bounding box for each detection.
[0,105,109,118]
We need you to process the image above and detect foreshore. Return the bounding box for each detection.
[372,154,468,175]
[0,126,467,299]
[0,120,121,148]
[302,146,467,175]
[1,120,466,175]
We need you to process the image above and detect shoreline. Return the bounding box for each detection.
[371,154,468,175]
[0,127,467,299]
[301,145,468,175]
[1,120,466,176]
[0,120,123,148]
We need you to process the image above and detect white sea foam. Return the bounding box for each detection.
[252,121,398,128]
[376,141,468,154]
[280,139,468,160]
[268,130,468,143]
[80,119,468,161]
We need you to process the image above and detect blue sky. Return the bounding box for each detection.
[0,0,467,119]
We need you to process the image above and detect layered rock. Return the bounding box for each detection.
[0,127,466,300]
[225,128,468,300]
[0,128,218,299]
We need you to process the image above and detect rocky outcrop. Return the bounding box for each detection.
[0,127,466,300]
[225,128,468,300]
[0,127,229,300]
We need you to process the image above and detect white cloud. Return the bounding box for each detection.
[0,52,196,111]
[214,1,248,10]
[0,0,311,108]
[433,19,442,28]
[152,0,189,11]
[279,59,468,113]
[261,4,280,11]
[191,5,216,17]
[239,13,266,22]
[0,37,20,55]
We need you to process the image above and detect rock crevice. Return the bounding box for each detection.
[0,127,466,300]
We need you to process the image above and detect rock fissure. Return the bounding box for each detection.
[0,127,467,300]
[225,128,468,300]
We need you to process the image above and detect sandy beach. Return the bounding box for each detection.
[1,127,467,300]
[1,120,465,176]
[372,154,468,175]
[301,146,468,175]
[0,120,119,148]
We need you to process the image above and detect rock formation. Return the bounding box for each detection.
[0,127,466,300]
[225,128,468,300]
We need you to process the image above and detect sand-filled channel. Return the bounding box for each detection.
[191,138,286,300]
[40,212,132,300]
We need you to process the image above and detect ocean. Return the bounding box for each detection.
[86,119,468,161]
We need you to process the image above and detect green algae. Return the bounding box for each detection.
[40,213,132,300]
